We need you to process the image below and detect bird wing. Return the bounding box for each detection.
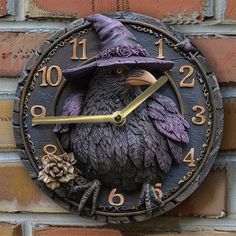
[147,93,190,164]
[53,91,86,148]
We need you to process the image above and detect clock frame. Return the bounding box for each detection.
[13,12,223,223]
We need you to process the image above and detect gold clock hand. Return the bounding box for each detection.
[32,75,168,126]
[119,75,168,120]
[32,112,122,126]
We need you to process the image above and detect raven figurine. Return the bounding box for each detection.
[54,14,190,215]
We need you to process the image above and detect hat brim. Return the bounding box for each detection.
[63,56,174,80]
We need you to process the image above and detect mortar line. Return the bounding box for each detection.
[23,222,32,236]
[14,0,26,21]
[1,21,236,35]
[214,0,227,21]
[2,212,236,230]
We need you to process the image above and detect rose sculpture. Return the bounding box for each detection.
[38,152,77,190]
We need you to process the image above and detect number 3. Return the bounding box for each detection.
[192,105,206,125]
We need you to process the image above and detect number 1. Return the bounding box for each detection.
[155,39,165,59]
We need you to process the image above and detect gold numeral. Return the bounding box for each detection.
[70,38,88,61]
[108,188,124,206]
[31,105,46,118]
[39,65,62,87]
[155,39,165,59]
[155,183,163,198]
[183,148,195,167]
[179,65,195,88]
[192,105,206,125]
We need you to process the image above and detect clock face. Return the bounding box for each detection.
[13,12,223,223]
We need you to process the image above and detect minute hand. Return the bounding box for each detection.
[119,75,168,119]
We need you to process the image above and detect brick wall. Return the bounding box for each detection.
[0,0,236,235]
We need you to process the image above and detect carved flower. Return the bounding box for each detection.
[131,47,140,56]
[97,50,112,60]
[38,152,76,190]
[108,47,117,55]
[117,45,132,57]
[135,44,149,56]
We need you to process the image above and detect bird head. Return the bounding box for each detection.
[124,67,157,86]
[95,65,157,86]
[87,65,159,105]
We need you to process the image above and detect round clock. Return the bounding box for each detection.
[13,12,223,223]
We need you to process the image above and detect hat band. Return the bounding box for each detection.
[96,44,149,60]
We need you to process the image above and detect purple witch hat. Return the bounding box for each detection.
[63,14,174,80]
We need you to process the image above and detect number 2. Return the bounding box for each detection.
[179,65,195,88]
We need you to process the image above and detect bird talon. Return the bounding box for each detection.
[138,182,163,215]
[68,179,101,215]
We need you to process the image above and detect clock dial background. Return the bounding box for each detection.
[14,13,223,222]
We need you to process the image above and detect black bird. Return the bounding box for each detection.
[54,65,189,215]
[54,13,189,215]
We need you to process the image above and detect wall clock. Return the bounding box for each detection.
[13,12,223,223]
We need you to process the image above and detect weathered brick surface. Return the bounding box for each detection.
[33,227,122,236]
[26,0,207,22]
[0,100,15,149]
[0,163,65,213]
[225,0,236,20]
[0,162,226,216]
[221,99,236,151]
[167,170,226,217]
[0,223,22,236]
[1,98,234,150]
[144,232,236,236]
[0,0,8,17]
[0,32,52,78]
[192,38,236,83]
[0,34,235,83]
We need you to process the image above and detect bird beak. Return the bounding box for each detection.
[127,69,157,86]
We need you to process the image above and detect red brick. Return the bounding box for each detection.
[123,232,236,236]
[0,100,15,149]
[26,0,207,22]
[221,99,236,151]
[0,0,8,17]
[33,227,122,236]
[0,163,65,213]
[225,0,236,20]
[2,97,234,150]
[168,170,226,217]
[0,32,52,78]
[193,38,236,83]
[0,162,226,217]
[145,232,236,236]
[0,223,22,236]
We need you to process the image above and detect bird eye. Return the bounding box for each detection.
[116,67,123,75]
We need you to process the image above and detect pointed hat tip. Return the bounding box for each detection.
[85,14,110,23]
